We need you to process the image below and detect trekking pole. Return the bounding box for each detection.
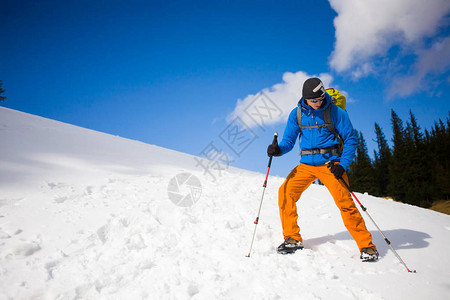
[246,132,278,257]
[339,177,417,273]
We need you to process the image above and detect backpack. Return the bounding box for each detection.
[296,88,347,155]
[326,88,346,111]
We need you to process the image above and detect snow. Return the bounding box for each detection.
[1,106,449,299]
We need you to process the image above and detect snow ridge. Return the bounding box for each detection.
[0,107,449,299]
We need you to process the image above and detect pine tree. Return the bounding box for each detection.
[0,81,6,102]
[428,118,450,201]
[373,123,391,196]
[405,111,432,207]
[408,110,423,147]
[388,110,408,203]
[445,116,450,199]
[348,130,376,194]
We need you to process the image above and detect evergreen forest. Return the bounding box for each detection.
[348,110,449,210]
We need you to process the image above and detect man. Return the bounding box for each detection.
[267,77,378,262]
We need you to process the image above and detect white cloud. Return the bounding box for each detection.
[329,0,450,74]
[227,71,333,128]
[329,0,450,98]
[388,37,450,98]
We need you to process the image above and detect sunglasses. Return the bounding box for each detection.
[306,95,325,103]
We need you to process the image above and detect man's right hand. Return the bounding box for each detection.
[267,143,282,157]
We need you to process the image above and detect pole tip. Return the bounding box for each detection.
[274,132,278,137]
[246,253,251,257]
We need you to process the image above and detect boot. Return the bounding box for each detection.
[360,247,379,262]
[277,237,304,254]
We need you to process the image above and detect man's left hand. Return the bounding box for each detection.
[328,164,345,179]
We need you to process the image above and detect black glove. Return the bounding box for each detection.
[328,163,345,179]
[267,143,282,157]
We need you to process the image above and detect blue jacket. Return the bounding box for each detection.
[278,93,357,170]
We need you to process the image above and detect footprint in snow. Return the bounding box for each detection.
[54,196,68,204]
[6,242,41,258]
[47,182,66,189]
[0,229,11,239]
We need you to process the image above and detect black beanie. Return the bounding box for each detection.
[302,78,325,99]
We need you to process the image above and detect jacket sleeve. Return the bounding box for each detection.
[278,108,301,156]
[332,106,357,170]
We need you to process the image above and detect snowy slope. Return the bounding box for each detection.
[0,106,449,300]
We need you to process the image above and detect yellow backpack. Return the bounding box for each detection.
[326,88,346,111]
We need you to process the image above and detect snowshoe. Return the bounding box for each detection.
[277,237,304,254]
[360,247,379,262]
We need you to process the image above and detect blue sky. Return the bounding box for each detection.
[1,0,449,178]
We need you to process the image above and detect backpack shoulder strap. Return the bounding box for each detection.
[323,104,340,141]
[296,106,302,136]
[297,104,341,141]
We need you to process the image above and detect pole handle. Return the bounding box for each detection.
[268,132,278,167]
[272,132,278,144]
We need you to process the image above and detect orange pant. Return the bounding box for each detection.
[278,164,376,251]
